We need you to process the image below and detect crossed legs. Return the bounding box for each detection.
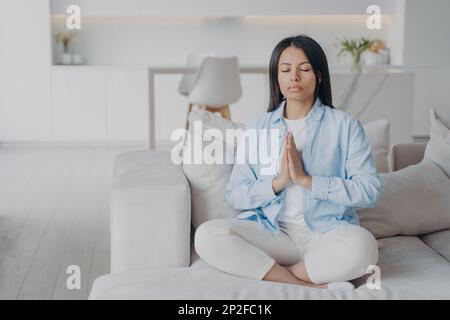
[194,218,378,288]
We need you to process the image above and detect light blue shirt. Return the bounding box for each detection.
[225,97,382,235]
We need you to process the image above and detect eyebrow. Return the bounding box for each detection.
[280,61,310,67]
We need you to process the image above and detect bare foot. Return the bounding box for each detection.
[263,263,327,289]
[289,277,327,289]
[306,282,327,289]
[286,265,327,289]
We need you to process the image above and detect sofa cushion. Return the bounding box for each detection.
[421,229,450,262]
[111,151,191,272]
[89,236,450,299]
[363,119,390,173]
[358,160,450,239]
[182,110,244,228]
[424,109,450,178]
[392,143,426,171]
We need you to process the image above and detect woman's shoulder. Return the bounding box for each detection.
[245,111,275,129]
[322,104,360,127]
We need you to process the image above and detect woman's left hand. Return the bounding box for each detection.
[286,131,312,190]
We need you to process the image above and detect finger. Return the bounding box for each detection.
[290,133,296,147]
[287,145,293,164]
[283,149,288,167]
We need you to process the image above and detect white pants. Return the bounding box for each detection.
[194,217,379,284]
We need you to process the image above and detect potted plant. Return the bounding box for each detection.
[337,37,373,70]
[55,31,78,64]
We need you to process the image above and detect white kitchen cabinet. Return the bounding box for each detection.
[51,68,106,141]
[50,67,149,142]
[0,70,52,141]
[105,69,148,140]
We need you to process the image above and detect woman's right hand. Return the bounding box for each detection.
[272,133,292,194]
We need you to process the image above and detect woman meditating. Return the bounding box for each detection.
[194,35,381,290]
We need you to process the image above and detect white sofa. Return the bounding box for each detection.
[89,143,450,299]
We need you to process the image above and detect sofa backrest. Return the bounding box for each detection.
[392,143,427,171]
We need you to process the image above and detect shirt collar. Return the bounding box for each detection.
[271,97,325,124]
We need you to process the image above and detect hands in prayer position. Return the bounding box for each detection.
[272,131,312,194]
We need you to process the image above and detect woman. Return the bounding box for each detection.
[194,35,381,289]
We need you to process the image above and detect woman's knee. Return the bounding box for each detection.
[306,225,379,283]
[333,225,379,279]
[194,219,234,259]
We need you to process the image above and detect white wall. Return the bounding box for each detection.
[0,0,52,69]
[0,0,52,142]
[51,15,389,67]
[1,0,449,145]
[401,0,450,136]
[50,0,398,17]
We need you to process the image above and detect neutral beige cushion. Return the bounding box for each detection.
[421,229,450,262]
[182,109,244,228]
[424,109,450,177]
[90,236,450,299]
[358,160,450,239]
[363,119,390,173]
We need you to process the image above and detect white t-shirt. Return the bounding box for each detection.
[276,115,309,226]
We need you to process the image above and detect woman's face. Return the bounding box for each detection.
[277,46,317,104]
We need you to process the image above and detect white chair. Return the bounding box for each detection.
[187,56,242,122]
[178,53,214,131]
[177,53,214,97]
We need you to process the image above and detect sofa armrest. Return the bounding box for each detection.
[392,143,427,171]
[110,150,191,273]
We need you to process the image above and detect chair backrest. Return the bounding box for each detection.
[177,52,214,96]
[188,56,242,107]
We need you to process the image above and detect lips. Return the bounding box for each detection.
[288,86,302,90]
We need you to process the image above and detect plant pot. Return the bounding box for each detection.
[61,53,72,65]
[71,53,83,65]
[363,51,379,66]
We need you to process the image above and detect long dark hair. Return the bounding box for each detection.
[267,34,334,112]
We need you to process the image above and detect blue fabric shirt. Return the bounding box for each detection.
[225,97,382,235]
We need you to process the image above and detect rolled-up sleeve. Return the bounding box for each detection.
[225,123,281,210]
[310,118,381,208]
[225,164,280,210]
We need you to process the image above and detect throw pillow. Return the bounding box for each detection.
[358,160,450,239]
[363,119,390,173]
[182,109,244,228]
[424,109,450,178]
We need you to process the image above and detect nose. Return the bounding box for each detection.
[290,69,300,82]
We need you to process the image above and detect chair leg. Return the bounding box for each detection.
[204,105,231,120]
[184,103,193,145]
[185,103,193,131]
[221,105,231,120]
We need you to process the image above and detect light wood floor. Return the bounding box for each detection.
[0,146,143,300]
